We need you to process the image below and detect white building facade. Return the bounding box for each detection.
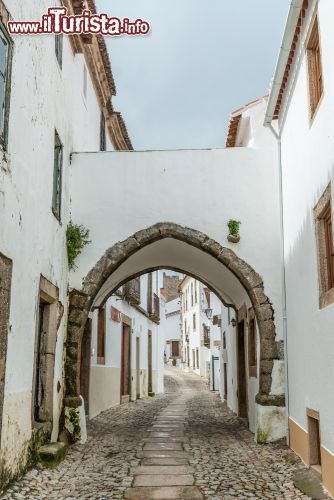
[264,0,334,494]
[161,297,181,364]
[180,277,223,386]
[86,272,164,419]
[0,0,131,484]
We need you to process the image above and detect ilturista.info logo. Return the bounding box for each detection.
[7,7,151,36]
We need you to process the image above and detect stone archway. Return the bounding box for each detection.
[64,222,285,437]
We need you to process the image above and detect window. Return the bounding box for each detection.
[314,184,334,308]
[52,131,63,221]
[55,34,63,69]
[97,307,106,364]
[248,311,257,378]
[192,349,195,369]
[0,24,12,148]
[306,16,323,118]
[323,204,334,290]
[100,112,106,151]
[83,65,88,100]
[193,313,196,330]
[191,283,194,307]
[196,348,199,369]
[195,284,197,304]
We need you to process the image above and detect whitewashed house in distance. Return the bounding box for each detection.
[179,276,221,385]
[85,272,164,419]
[161,298,181,364]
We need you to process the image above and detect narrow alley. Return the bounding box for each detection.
[0,368,320,500]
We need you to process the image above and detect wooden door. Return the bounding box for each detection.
[212,356,220,391]
[171,341,179,357]
[136,337,140,399]
[148,331,153,394]
[34,302,46,422]
[237,320,248,419]
[224,363,228,400]
[121,324,131,397]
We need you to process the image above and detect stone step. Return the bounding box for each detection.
[143,443,183,451]
[133,474,194,487]
[160,412,188,416]
[146,432,184,437]
[155,417,186,420]
[137,451,188,459]
[156,414,186,418]
[142,438,186,443]
[141,458,189,466]
[151,427,185,431]
[132,465,194,475]
[124,486,204,499]
[165,407,187,411]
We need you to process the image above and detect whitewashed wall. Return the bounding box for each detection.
[0,0,114,476]
[278,0,334,459]
[69,132,283,345]
[89,273,164,419]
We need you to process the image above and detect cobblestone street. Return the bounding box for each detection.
[0,368,323,499]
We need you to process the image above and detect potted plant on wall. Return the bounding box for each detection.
[227,219,241,243]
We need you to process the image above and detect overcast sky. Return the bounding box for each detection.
[96,1,290,150]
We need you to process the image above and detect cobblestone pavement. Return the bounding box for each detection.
[0,367,325,499]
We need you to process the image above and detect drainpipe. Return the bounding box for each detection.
[266,122,290,445]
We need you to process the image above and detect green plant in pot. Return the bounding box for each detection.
[67,221,91,270]
[227,219,241,243]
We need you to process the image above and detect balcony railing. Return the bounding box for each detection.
[123,277,141,305]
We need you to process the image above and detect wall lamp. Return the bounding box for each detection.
[205,308,213,320]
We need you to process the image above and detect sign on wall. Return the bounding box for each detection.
[110,306,121,322]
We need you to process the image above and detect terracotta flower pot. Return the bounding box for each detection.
[228,234,240,243]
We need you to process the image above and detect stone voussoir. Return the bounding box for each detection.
[228,258,264,291]
[134,226,163,246]
[255,303,275,322]
[248,286,270,306]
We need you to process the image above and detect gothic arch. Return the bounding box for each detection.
[64,222,284,411]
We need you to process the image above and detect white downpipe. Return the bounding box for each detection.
[266,122,290,445]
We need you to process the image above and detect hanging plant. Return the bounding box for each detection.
[66,221,91,270]
[227,219,241,243]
